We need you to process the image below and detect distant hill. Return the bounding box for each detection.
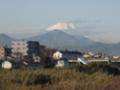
[0,34,14,47]
[29,30,95,50]
[1,32,120,55]
[80,42,120,55]
[29,30,120,55]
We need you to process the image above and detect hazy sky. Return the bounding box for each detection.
[0,0,120,42]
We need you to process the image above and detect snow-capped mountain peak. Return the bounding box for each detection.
[47,22,75,31]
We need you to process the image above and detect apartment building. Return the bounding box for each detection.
[11,40,40,58]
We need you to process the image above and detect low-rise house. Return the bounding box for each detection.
[83,52,94,60]
[55,60,65,67]
[68,57,87,65]
[110,56,120,62]
[61,50,82,60]
[33,55,41,63]
[54,50,83,66]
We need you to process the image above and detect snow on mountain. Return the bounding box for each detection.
[47,22,75,31]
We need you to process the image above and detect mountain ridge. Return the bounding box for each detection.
[1,32,120,55]
[0,34,14,47]
[29,30,95,49]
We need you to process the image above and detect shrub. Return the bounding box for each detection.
[76,63,120,75]
[25,74,52,87]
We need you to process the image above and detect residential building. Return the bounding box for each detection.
[27,41,40,57]
[0,48,5,60]
[61,50,82,60]
[11,40,28,58]
[11,40,40,59]
[0,47,11,60]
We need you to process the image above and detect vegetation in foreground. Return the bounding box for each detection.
[0,64,120,90]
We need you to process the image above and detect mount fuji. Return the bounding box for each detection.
[29,30,95,50]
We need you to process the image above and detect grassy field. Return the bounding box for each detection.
[0,64,120,90]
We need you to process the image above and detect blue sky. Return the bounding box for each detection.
[0,0,120,42]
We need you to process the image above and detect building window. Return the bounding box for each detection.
[17,43,21,45]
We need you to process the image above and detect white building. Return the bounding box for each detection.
[11,40,40,58]
[11,40,28,57]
